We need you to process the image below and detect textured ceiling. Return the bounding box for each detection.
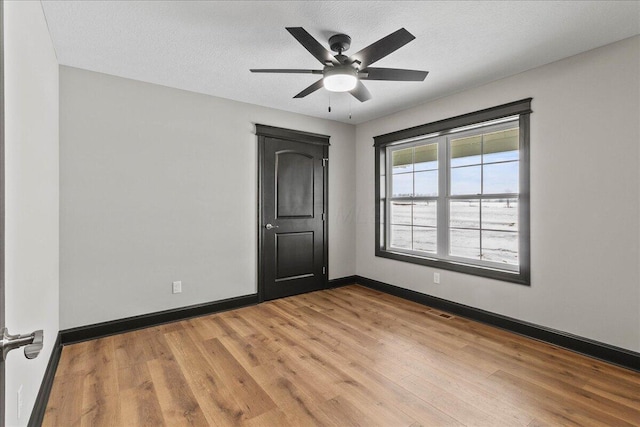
[41,1,640,124]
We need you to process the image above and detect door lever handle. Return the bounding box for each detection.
[265,223,279,230]
[25,330,44,359]
[1,328,44,361]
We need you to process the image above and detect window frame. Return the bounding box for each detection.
[374,99,532,285]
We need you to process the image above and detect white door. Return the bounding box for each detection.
[1,2,58,425]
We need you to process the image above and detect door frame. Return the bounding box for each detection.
[256,124,329,303]
[1,0,6,424]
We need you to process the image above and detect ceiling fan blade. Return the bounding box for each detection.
[293,79,325,98]
[348,28,415,69]
[286,27,339,66]
[350,81,372,102]
[360,67,428,81]
[250,69,323,74]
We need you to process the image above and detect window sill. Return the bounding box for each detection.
[375,248,530,286]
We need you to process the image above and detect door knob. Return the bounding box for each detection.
[1,328,44,361]
[265,223,279,230]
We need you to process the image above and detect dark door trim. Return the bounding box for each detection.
[256,124,330,302]
[255,124,331,146]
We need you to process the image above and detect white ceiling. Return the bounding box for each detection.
[41,1,640,124]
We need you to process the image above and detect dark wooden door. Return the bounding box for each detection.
[257,125,329,301]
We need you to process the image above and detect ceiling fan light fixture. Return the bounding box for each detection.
[323,67,357,92]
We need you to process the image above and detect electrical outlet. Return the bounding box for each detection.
[172,281,182,294]
[17,385,23,420]
[433,272,441,284]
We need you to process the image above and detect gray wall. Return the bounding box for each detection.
[355,36,640,352]
[59,36,640,353]
[4,1,60,425]
[59,67,356,329]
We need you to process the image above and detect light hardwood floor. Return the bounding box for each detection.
[43,285,640,426]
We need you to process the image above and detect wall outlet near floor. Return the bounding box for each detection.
[17,385,23,420]
[172,281,182,294]
[433,272,441,284]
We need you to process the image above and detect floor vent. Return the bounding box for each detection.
[438,313,453,319]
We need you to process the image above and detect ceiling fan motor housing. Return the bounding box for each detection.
[329,33,351,53]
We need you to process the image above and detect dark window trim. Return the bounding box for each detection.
[374,98,532,146]
[374,99,532,285]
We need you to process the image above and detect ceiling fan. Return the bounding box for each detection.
[251,27,428,102]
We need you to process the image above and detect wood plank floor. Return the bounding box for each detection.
[43,285,640,426]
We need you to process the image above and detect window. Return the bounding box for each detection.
[375,99,531,285]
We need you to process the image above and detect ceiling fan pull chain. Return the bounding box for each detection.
[349,97,352,120]
[328,93,332,113]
